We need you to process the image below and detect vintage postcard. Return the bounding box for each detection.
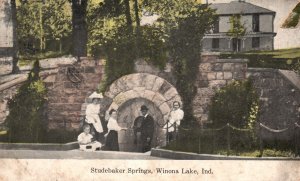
[0,0,300,180]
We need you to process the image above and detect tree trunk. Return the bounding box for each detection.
[124,0,132,28]
[134,0,140,56]
[134,0,140,27]
[59,40,62,53]
[39,3,43,51]
[72,0,88,57]
[11,0,19,73]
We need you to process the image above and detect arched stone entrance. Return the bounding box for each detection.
[117,98,165,152]
[104,73,182,152]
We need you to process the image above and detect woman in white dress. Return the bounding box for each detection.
[105,109,127,151]
[85,98,103,134]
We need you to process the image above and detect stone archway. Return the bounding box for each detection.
[104,73,182,152]
[117,98,165,152]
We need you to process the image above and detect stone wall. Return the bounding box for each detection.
[1,54,299,137]
[45,58,103,130]
[193,52,248,124]
[134,58,176,85]
[248,68,300,140]
[0,0,13,75]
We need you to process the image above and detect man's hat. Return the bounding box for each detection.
[140,105,148,111]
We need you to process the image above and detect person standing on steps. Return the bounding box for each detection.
[105,109,127,151]
[139,105,154,153]
[165,101,184,143]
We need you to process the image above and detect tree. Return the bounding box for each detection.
[11,0,19,73]
[166,2,216,125]
[72,0,88,57]
[6,60,47,143]
[44,0,72,52]
[87,1,216,126]
[227,14,246,52]
[282,2,300,28]
[17,0,71,53]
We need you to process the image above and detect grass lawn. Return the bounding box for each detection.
[216,149,295,157]
[164,141,297,157]
[220,47,300,71]
[246,47,300,59]
[18,51,71,66]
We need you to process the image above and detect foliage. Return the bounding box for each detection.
[101,26,136,88]
[18,51,71,66]
[164,130,296,157]
[88,1,216,127]
[170,4,216,125]
[209,80,259,129]
[220,48,300,73]
[227,14,246,38]
[282,2,300,28]
[5,61,47,143]
[215,149,294,157]
[17,0,72,53]
[291,59,300,75]
[226,14,246,52]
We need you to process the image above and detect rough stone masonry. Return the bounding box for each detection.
[193,52,248,125]
[44,58,103,130]
[1,53,299,142]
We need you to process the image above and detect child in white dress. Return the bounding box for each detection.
[78,124,102,151]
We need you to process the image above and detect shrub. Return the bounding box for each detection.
[208,80,259,150]
[209,79,259,129]
[5,60,47,143]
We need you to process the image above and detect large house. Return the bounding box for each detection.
[202,0,277,52]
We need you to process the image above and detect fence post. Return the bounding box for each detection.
[198,127,203,154]
[227,123,230,156]
[295,123,298,156]
[174,123,177,149]
[212,129,215,154]
[174,122,177,141]
[259,123,263,157]
[166,120,169,145]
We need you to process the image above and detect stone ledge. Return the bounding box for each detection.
[0,142,79,151]
[247,68,278,72]
[0,69,59,92]
[201,52,221,56]
[0,74,27,92]
[216,59,249,63]
[278,69,300,91]
[150,148,300,160]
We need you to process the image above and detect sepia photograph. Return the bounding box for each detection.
[0,0,300,180]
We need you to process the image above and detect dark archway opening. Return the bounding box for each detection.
[117,98,166,152]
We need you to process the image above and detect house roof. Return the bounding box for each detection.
[210,1,275,15]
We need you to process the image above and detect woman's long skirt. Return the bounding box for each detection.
[105,130,119,151]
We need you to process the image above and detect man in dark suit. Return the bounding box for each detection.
[133,105,154,153]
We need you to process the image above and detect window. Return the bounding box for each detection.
[253,14,259,32]
[213,18,219,33]
[212,38,219,49]
[252,37,260,48]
